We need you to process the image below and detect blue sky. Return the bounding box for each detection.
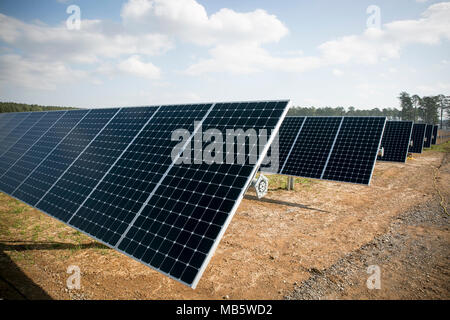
[0,0,449,109]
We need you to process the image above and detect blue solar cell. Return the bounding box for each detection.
[0,112,32,143]
[261,116,305,174]
[423,124,433,148]
[321,117,385,185]
[0,112,45,159]
[1,111,88,196]
[262,116,386,185]
[37,107,159,224]
[117,101,287,286]
[69,104,211,248]
[432,125,438,145]
[281,117,342,179]
[13,109,114,206]
[0,112,66,184]
[377,121,413,163]
[409,124,426,153]
[0,101,290,288]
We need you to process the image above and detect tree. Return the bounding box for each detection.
[419,96,439,124]
[399,92,414,121]
[0,102,76,113]
[436,94,449,128]
[287,106,401,118]
[411,94,421,122]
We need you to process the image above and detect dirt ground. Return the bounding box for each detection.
[0,142,449,300]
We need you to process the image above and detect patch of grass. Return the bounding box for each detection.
[266,174,288,190]
[8,250,35,266]
[31,225,43,241]
[57,231,69,241]
[95,247,111,256]
[11,218,24,230]
[7,201,26,214]
[295,177,312,185]
[430,140,450,153]
[260,174,315,190]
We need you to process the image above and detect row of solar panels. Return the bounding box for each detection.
[261,119,437,184]
[0,101,439,288]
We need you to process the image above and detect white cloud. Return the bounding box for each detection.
[0,11,172,90]
[117,55,161,79]
[121,0,297,75]
[0,14,173,64]
[185,1,450,75]
[416,82,450,95]
[319,2,450,65]
[185,44,321,75]
[332,68,344,76]
[0,54,87,90]
[1,0,449,90]
[121,0,288,46]
[355,83,378,100]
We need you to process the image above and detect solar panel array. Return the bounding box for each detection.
[0,100,290,288]
[262,116,386,185]
[377,121,413,163]
[409,123,426,153]
[424,124,433,148]
[432,125,438,145]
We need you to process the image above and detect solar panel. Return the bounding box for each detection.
[0,112,32,143]
[423,124,433,149]
[0,112,45,158]
[432,125,438,145]
[280,117,343,179]
[0,101,290,288]
[262,116,386,185]
[409,123,426,153]
[264,116,305,173]
[0,112,68,178]
[377,120,413,163]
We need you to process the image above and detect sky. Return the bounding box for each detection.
[0,0,449,109]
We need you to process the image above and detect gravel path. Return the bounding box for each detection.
[286,198,450,300]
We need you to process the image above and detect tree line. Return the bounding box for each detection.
[2,98,448,128]
[287,106,401,119]
[288,92,449,128]
[0,102,77,113]
[398,92,449,126]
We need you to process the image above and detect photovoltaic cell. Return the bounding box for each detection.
[117,101,287,287]
[69,104,211,248]
[262,116,305,172]
[280,117,342,179]
[1,111,88,197]
[0,112,32,143]
[432,125,438,145]
[0,112,44,159]
[0,112,11,131]
[321,117,385,184]
[38,107,159,226]
[409,123,426,153]
[423,124,433,148]
[377,120,413,163]
[0,111,67,193]
[0,100,289,288]
[262,116,386,185]
[13,109,112,206]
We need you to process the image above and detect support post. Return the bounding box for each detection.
[287,176,295,191]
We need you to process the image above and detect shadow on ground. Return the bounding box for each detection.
[0,241,109,251]
[244,194,329,213]
[0,249,51,299]
[0,241,109,299]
